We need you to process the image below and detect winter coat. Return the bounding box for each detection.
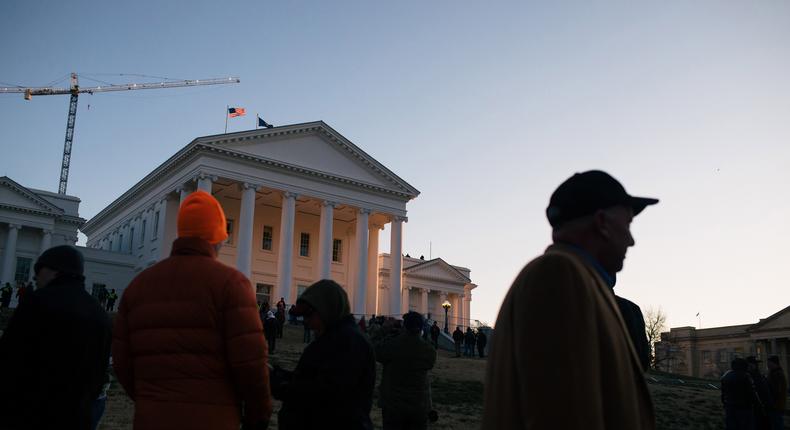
[615,295,651,371]
[0,275,111,430]
[476,331,488,349]
[482,244,655,430]
[430,324,440,341]
[375,332,436,417]
[768,367,787,411]
[277,315,376,429]
[721,369,757,410]
[112,237,271,430]
[464,330,476,346]
[452,328,464,344]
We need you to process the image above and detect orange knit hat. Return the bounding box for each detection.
[177,190,228,244]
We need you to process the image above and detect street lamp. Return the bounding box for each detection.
[442,300,452,334]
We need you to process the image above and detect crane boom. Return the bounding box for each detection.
[0,73,240,194]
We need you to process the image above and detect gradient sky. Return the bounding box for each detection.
[2,1,789,330]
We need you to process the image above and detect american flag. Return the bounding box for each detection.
[228,107,246,118]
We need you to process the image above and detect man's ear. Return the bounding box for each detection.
[593,210,610,240]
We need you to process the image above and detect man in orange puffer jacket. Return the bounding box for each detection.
[113,190,271,430]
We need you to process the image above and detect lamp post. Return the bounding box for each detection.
[442,300,452,334]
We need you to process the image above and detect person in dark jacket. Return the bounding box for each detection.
[264,310,279,354]
[766,355,787,430]
[0,245,112,430]
[615,295,650,371]
[721,357,757,430]
[464,328,476,357]
[747,356,773,430]
[452,327,464,357]
[0,282,12,308]
[430,322,440,349]
[476,329,488,358]
[374,311,437,430]
[273,279,376,429]
[105,288,118,312]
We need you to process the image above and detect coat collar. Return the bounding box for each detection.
[171,237,218,258]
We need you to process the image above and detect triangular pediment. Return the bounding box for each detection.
[750,306,790,332]
[202,122,419,197]
[405,258,471,284]
[0,177,62,215]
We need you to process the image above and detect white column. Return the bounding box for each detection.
[464,288,472,327]
[1,224,20,284]
[317,200,335,280]
[178,186,190,205]
[389,216,404,317]
[366,224,381,315]
[420,288,429,315]
[197,174,215,193]
[458,293,466,329]
[276,192,297,306]
[401,286,410,315]
[40,229,52,255]
[353,208,370,316]
[236,183,258,279]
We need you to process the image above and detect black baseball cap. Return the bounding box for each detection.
[546,170,659,228]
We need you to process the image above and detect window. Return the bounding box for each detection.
[332,239,342,262]
[299,233,310,257]
[129,227,135,252]
[226,219,234,245]
[14,257,32,282]
[262,225,273,251]
[702,350,711,363]
[140,220,146,244]
[297,284,309,298]
[256,283,272,306]
[119,234,124,252]
[153,211,160,239]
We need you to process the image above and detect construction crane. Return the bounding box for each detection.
[0,73,240,194]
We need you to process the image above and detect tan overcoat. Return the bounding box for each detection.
[482,244,655,430]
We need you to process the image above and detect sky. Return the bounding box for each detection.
[2,1,789,330]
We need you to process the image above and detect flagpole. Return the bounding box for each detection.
[255,112,258,130]
[224,105,229,134]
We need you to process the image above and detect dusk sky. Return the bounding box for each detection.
[2,1,789,330]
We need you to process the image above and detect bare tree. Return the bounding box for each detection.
[644,307,668,369]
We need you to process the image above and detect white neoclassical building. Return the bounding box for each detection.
[81,121,476,322]
[0,177,137,305]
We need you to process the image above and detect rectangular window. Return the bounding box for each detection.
[299,233,310,257]
[14,257,32,283]
[297,284,309,298]
[226,219,234,245]
[140,220,146,245]
[702,350,711,363]
[256,283,272,306]
[262,225,273,251]
[153,211,160,239]
[332,239,342,262]
[129,227,135,252]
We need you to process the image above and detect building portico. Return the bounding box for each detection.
[83,122,421,317]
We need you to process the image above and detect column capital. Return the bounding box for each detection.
[322,200,337,208]
[197,172,218,182]
[391,215,407,223]
[7,223,21,230]
[41,229,52,235]
[369,222,385,230]
[282,191,298,200]
[359,208,372,215]
[175,185,184,194]
[241,182,261,191]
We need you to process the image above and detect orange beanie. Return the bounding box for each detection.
[177,190,228,244]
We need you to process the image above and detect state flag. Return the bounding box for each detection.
[258,116,273,128]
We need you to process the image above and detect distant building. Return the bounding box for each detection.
[0,176,136,305]
[655,306,790,378]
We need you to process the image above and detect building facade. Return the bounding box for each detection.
[0,176,136,305]
[655,306,790,379]
[81,121,476,320]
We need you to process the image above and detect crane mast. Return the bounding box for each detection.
[1,73,240,194]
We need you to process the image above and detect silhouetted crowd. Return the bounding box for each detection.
[1,173,788,430]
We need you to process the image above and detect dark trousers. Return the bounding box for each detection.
[267,336,276,354]
[454,342,461,357]
[725,407,754,430]
[768,410,783,430]
[478,345,485,358]
[431,337,438,349]
[382,409,427,430]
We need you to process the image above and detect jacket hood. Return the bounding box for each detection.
[297,279,351,327]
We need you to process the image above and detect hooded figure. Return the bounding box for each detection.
[112,190,272,430]
[0,245,111,430]
[274,279,375,429]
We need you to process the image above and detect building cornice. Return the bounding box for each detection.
[0,176,64,215]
